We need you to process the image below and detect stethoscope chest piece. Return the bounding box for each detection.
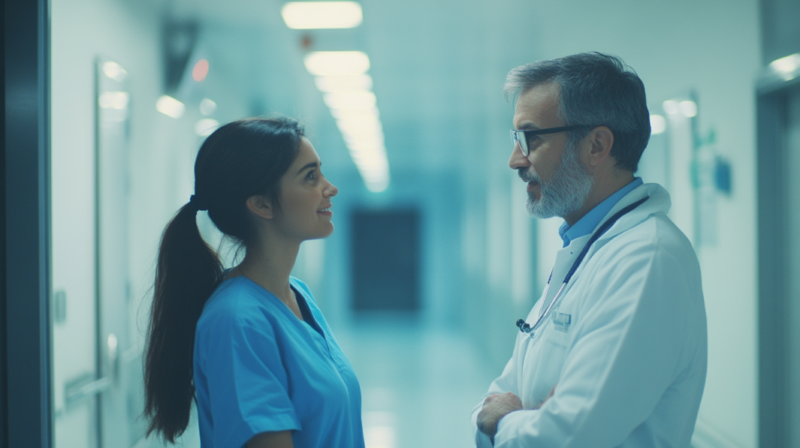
[516,319,536,339]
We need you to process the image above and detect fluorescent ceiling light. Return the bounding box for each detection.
[304,51,370,76]
[200,98,217,116]
[345,137,384,150]
[662,100,679,115]
[331,107,379,121]
[315,75,373,92]
[99,92,130,110]
[679,100,697,118]
[365,180,389,193]
[363,173,390,193]
[341,125,384,137]
[195,118,220,137]
[364,171,390,183]
[102,62,128,82]
[350,145,387,161]
[282,1,363,29]
[156,95,185,119]
[649,114,666,135]
[356,163,389,176]
[337,118,382,133]
[769,53,800,74]
[324,91,376,111]
[342,134,383,148]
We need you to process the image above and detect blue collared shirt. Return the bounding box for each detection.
[559,178,643,247]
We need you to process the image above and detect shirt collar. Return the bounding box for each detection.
[559,178,643,247]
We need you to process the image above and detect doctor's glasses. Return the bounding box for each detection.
[510,125,601,156]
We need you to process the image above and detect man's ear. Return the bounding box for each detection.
[586,126,615,168]
[245,195,274,220]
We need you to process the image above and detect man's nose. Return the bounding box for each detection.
[509,143,531,170]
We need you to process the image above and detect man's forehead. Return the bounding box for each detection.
[513,82,562,128]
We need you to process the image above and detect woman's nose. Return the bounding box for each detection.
[325,181,338,197]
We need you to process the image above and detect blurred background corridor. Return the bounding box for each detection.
[3,0,800,447]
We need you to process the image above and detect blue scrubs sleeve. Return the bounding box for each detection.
[200,313,301,448]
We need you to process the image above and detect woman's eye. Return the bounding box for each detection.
[306,170,317,180]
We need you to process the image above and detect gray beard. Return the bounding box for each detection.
[519,143,594,219]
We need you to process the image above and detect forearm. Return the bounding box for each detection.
[247,431,294,448]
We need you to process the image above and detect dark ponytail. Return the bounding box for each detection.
[144,117,304,442]
[144,203,222,442]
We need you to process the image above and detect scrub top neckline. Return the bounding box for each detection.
[292,285,325,338]
[219,275,324,337]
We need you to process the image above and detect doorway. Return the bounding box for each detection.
[757,82,800,448]
[351,209,421,313]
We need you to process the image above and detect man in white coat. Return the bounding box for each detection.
[471,53,707,447]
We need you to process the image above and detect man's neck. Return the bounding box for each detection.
[564,170,635,226]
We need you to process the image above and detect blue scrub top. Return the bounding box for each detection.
[194,276,365,448]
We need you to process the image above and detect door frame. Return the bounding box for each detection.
[2,0,52,447]
[757,61,800,448]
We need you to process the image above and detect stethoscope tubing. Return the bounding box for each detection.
[517,196,649,338]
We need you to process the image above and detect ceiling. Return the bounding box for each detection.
[157,0,544,177]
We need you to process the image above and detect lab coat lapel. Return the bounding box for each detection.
[541,234,591,312]
[586,183,671,254]
[541,183,671,315]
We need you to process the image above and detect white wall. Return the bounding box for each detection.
[51,0,167,444]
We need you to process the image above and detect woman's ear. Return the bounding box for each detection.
[245,195,274,220]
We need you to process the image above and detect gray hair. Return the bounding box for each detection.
[504,52,650,172]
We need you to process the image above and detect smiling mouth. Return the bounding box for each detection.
[318,207,331,213]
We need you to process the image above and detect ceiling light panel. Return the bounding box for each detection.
[281,1,363,29]
[649,114,666,135]
[315,75,373,93]
[304,51,370,76]
[323,91,377,111]
[769,53,800,74]
[156,95,185,119]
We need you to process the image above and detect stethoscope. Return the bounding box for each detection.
[516,196,649,339]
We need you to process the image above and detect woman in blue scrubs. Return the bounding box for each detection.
[143,117,364,448]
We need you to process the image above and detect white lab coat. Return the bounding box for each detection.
[471,183,707,448]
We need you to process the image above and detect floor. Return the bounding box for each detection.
[335,314,497,448]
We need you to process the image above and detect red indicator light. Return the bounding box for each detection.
[193,59,209,82]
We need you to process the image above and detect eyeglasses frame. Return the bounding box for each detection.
[510,125,602,156]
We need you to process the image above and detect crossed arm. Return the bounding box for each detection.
[477,385,556,440]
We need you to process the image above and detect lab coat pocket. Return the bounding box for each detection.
[543,312,572,348]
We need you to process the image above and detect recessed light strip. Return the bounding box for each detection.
[304,51,390,192]
[281,2,363,30]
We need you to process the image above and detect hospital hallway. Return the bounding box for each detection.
[335,316,497,448]
[4,0,800,447]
